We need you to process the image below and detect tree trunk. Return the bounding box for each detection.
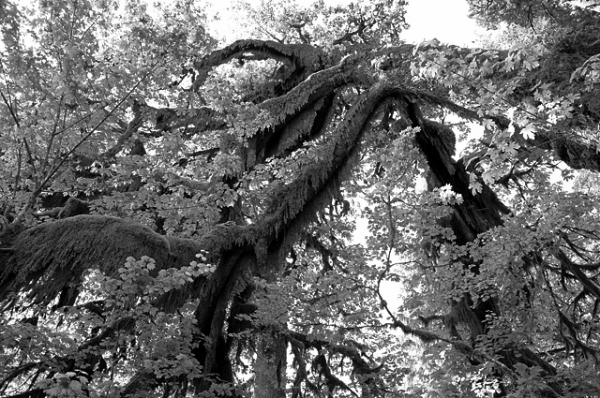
[254,327,287,398]
[409,101,562,396]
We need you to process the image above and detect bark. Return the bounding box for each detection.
[406,100,562,395]
[192,40,326,93]
[5,32,600,397]
[254,327,287,398]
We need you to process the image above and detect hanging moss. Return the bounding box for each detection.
[0,215,206,307]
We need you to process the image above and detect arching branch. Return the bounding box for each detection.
[193,39,325,91]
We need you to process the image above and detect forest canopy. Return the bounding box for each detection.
[1,0,600,397]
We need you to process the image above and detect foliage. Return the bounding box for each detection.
[1,0,600,397]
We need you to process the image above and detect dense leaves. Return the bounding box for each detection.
[1,0,600,397]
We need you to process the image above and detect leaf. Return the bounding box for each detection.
[469,172,483,195]
[520,124,536,140]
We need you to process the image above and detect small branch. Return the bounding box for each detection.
[0,89,20,127]
[102,101,143,159]
[556,250,600,301]
[41,94,64,177]
[0,362,41,391]
[13,47,171,225]
[22,138,37,179]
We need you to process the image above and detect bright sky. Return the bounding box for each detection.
[402,0,485,46]
[17,0,485,47]
[207,0,485,46]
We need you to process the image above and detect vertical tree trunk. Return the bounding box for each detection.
[254,326,287,398]
[409,105,560,396]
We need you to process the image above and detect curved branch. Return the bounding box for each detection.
[143,104,227,135]
[102,101,144,159]
[556,249,600,301]
[193,40,324,90]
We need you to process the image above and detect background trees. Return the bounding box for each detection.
[1,0,600,397]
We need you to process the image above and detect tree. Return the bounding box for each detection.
[1,0,600,397]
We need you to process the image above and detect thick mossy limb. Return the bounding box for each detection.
[0,215,205,307]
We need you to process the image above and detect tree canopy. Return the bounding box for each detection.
[1,0,600,397]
